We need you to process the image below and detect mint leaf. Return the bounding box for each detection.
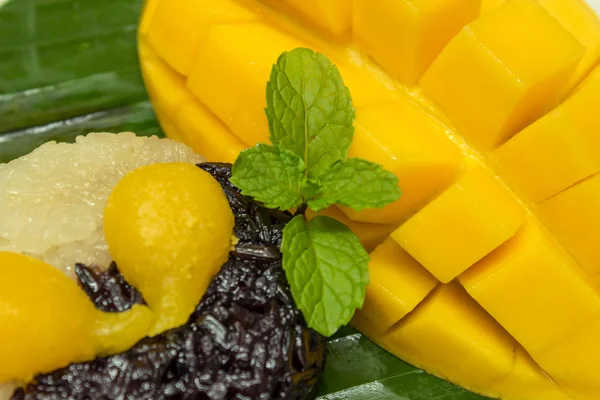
[266,48,355,178]
[308,158,401,212]
[281,215,369,336]
[230,144,305,210]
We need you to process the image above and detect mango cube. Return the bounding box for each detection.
[341,100,463,225]
[480,0,506,14]
[306,206,394,252]
[334,63,400,107]
[174,99,246,164]
[539,0,600,94]
[139,0,159,36]
[494,64,600,203]
[353,0,480,84]
[537,316,600,400]
[280,0,351,37]
[147,0,257,76]
[492,346,572,400]
[538,173,600,276]
[382,283,515,395]
[571,61,600,97]
[358,238,438,334]
[186,23,306,146]
[392,166,525,283]
[139,42,194,120]
[420,0,585,152]
[460,218,600,356]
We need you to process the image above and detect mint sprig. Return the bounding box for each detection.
[231,48,401,337]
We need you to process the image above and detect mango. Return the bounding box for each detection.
[460,218,600,355]
[481,0,506,14]
[375,283,516,397]
[174,100,245,164]
[139,0,600,398]
[392,166,525,283]
[355,238,437,335]
[343,100,463,224]
[539,0,600,95]
[353,0,481,84]
[421,0,585,152]
[536,316,600,400]
[187,23,306,146]
[147,0,257,75]
[494,64,600,203]
[537,172,600,276]
[492,346,573,400]
[268,0,352,37]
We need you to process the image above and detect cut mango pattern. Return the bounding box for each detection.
[343,100,463,224]
[139,0,600,399]
[538,172,600,277]
[421,0,584,152]
[392,165,525,283]
[493,65,600,204]
[352,238,438,335]
[354,0,481,84]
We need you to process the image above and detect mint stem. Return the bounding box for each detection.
[295,204,308,216]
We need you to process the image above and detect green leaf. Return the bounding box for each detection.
[308,158,401,212]
[317,328,490,400]
[230,144,305,210]
[266,47,355,178]
[281,215,369,336]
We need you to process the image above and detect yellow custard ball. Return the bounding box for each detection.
[104,163,234,336]
[0,252,151,383]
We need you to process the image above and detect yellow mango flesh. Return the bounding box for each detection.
[354,0,481,84]
[147,0,257,75]
[536,317,600,400]
[0,253,151,382]
[460,218,600,355]
[187,23,305,146]
[357,283,516,397]
[493,65,600,204]
[343,100,463,224]
[421,0,584,152]
[539,0,600,95]
[354,238,438,334]
[266,0,352,37]
[139,0,600,398]
[392,166,525,283]
[537,172,600,276]
[492,346,574,400]
[482,0,600,97]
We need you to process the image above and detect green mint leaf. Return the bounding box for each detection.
[230,144,305,210]
[266,48,355,178]
[308,158,401,212]
[281,215,370,336]
[301,178,320,199]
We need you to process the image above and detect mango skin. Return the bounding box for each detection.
[139,1,600,399]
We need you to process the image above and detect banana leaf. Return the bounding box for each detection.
[0,0,488,398]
